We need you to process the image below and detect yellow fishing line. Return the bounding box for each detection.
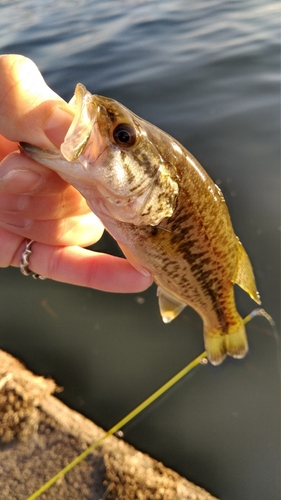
[26,350,207,499]
[243,307,276,327]
[26,307,275,499]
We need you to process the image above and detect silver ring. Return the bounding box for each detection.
[20,240,46,280]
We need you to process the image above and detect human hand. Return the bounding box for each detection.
[0,54,152,292]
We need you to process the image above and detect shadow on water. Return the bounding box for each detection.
[0,1,280,499]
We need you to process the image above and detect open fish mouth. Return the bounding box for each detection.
[61,83,99,163]
[20,83,105,168]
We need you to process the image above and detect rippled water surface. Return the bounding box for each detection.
[0,1,280,499]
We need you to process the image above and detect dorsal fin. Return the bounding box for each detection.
[233,239,261,304]
[157,287,186,323]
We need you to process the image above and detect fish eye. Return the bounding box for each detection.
[113,123,136,147]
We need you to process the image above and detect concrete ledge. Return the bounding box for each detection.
[0,350,218,499]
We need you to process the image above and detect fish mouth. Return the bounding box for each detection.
[20,83,108,174]
[61,83,99,163]
[19,84,97,164]
[19,142,62,159]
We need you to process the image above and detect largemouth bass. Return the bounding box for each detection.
[20,83,261,365]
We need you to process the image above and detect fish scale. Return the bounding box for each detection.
[20,83,261,365]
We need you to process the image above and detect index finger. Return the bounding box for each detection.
[0,135,18,161]
[0,54,73,149]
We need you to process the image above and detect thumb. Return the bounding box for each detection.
[0,54,73,149]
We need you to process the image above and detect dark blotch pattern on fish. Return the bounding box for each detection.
[30,84,260,365]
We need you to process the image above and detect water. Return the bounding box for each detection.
[0,1,280,499]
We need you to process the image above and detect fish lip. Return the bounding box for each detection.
[19,141,41,155]
[61,83,99,163]
[20,83,100,166]
[19,142,31,154]
[19,141,62,159]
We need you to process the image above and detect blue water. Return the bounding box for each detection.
[0,1,280,499]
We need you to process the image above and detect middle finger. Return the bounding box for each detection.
[0,150,68,195]
[0,187,90,220]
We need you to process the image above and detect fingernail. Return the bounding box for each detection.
[139,267,151,277]
[0,215,32,229]
[0,195,30,213]
[0,169,44,194]
[44,106,73,148]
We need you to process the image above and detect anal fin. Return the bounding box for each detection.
[157,287,186,323]
[234,239,261,304]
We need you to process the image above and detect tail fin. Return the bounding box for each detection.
[204,316,248,365]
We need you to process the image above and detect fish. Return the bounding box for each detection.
[20,83,261,365]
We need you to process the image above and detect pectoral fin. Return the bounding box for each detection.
[233,239,261,304]
[157,287,186,323]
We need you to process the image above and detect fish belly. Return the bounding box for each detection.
[115,195,247,365]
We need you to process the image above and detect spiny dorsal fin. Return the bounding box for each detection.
[157,287,186,323]
[233,239,261,304]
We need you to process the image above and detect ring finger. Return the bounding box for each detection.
[0,211,104,247]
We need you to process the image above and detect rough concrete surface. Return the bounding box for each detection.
[0,350,218,500]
